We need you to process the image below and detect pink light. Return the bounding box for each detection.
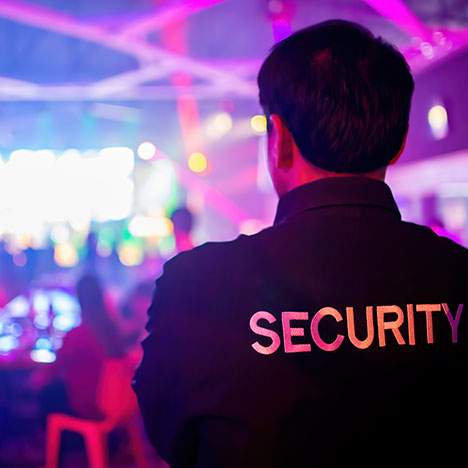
[361,0,432,41]
[177,168,250,225]
[272,18,292,43]
[121,0,226,38]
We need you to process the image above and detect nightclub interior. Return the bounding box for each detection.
[1,0,468,467]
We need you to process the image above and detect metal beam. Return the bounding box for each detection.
[87,63,177,98]
[0,0,255,96]
[0,81,255,101]
[362,0,468,73]
[361,0,432,41]
[119,0,226,38]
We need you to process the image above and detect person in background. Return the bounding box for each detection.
[38,273,126,421]
[59,273,125,418]
[120,280,155,354]
[133,20,468,468]
[170,206,195,253]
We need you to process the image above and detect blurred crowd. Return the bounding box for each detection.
[0,206,195,467]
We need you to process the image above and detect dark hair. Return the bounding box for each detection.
[258,19,414,173]
[170,206,194,233]
[76,273,124,357]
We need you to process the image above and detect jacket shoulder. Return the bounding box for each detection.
[158,233,262,290]
[401,220,468,256]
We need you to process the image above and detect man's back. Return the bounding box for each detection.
[134,177,468,467]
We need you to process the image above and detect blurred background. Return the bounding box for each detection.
[1,0,468,467]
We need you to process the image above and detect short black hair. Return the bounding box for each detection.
[258,19,414,173]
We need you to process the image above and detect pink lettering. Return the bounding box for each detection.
[346,306,374,350]
[407,304,416,345]
[282,312,311,353]
[250,311,281,355]
[376,306,405,347]
[416,304,441,344]
[441,303,464,343]
[311,307,344,352]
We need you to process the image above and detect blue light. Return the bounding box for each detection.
[50,290,80,317]
[53,314,78,332]
[5,295,29,317]
[34,314,50,330]
[33,291,50,314]
[35,337,52,350]
[0,335,19,354]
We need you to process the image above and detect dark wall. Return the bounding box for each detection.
[403,48,468,163]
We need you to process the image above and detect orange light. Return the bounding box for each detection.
[54,243,79,267]
[188,152,208,173]
[117,243,143,267]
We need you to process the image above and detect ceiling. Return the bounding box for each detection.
[0,0,467,102]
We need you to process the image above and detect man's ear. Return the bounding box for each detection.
[269,114,294,169]
[389,134,407,166]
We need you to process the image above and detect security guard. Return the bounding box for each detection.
[133,20,468,467]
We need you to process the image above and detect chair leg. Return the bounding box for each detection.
[84,428,108,468]
[127,418,151,468]
[45,417,62,468]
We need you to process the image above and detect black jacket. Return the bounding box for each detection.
[133,176,468,467]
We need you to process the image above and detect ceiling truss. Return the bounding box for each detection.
[0,0,466,102]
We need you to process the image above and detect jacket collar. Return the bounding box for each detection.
[274,176,401,225]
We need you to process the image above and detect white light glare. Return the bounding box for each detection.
[31,349,56,363]
[137,141,157,160]
[428,104,448,139]
[206,112,233,139]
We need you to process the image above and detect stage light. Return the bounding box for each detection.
[50,225,70,244]
[36,337,52,350]
[0,336,18,354]
[54,242,79,267]
[34,313,49,329]
[33,291,49,315]
[53,314,77,332]
[93,179,134,222]
[188,152,208,173]
[428,104,448,139]
[207,112,233,138]
[129,215,173,238]
[250,115,267,134]
[129,215,151,237]
[69,213,91,233]
[98,147,134,176]
[140,159,177,209]
[9,149,34,166]
[5,295,29,317]
[31,348,56,363]
[50,290,81,322]
[35,149,56,165]
[420,42,434,59]
[117,242,143,267]
[137,141,157,160]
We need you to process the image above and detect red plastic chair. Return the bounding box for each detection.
[45,357,151,468]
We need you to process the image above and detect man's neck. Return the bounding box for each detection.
[285,163,387,194]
